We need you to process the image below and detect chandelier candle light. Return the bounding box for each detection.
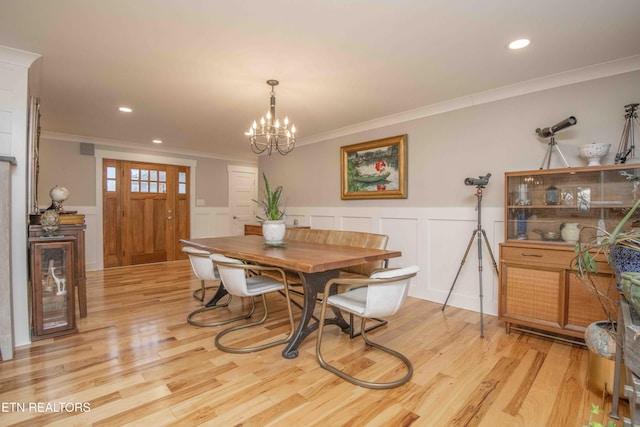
[246,79,296,155]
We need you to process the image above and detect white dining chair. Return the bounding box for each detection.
[183,246,255,327]
[316,265,420,389]
[183,246,222,302]
[210,253,295,354]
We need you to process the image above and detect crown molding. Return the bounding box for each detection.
[298,54,640,146]
[0,45,40,68]
[41,54,640,156]
[40,131,257,165]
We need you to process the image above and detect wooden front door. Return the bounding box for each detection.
[103,159,190,268]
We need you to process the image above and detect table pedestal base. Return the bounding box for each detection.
[283,269,350,359]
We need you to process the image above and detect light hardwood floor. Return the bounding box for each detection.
[0,260,628,426]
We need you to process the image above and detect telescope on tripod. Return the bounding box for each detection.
[442,173,498,338]
[536,116,577,169]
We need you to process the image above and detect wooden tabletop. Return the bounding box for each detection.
[180,235,401,274]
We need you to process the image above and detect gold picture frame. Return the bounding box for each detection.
[341,134,407,200]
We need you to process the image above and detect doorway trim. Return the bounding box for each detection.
[94,149,197,270]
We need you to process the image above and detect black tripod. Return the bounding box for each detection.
[441,185,499,338]
[615,103,639,164]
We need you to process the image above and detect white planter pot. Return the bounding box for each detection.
[262,220,286,244]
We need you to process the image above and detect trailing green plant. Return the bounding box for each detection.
[574,171,640,277]
[253,173,285,221]
[575,197,640,277]
[583,403,616,427]
[573,190,640,332]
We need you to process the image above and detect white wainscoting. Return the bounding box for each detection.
[78,204,504,316]
[282,206,504,316]
[191,207,231,238]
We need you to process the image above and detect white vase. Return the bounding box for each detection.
[560,222,580,244]
[262,220,286,244]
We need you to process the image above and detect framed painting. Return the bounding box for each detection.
[341,134,407,200]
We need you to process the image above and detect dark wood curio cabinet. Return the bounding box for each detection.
[29,237,78,339]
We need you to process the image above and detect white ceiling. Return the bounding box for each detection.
[1,0,640,162]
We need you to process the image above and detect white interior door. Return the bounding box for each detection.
[228,165,258,235]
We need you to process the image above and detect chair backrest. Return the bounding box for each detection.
[182,246,218,281]
[364,266,420,318]
[209,254,250,297]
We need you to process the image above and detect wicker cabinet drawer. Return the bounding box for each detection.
[500,245,574,269]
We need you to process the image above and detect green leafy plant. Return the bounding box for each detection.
[576,172,640,277]
[572,173,640,331]
[575,197,640,277]
[583,404,616,427]
[253,173,285,221]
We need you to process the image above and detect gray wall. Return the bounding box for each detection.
[37,139,252,208]
[38,139,95,206]
[260,70,640,208]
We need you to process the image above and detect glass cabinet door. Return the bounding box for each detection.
[30,239,77,338]
[505,164,640,244]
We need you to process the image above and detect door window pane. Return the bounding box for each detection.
[159,183,166,193]
[159,171,166,182]
[141,169,149,180]
[131,182,139,192]
[107,166,116,179]
[140,182,149,192]
[178,183,186,194]
[107,180,116,192]
[131,169,139,180]
[179,172,186,183]
[150,170,157,181]
[150,182,158,193]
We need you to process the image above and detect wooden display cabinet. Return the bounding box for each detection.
[29,237,78,339]
[29,221,87,318]
[500,164,640,340]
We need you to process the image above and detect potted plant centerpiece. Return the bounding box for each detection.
[253,173,286,245]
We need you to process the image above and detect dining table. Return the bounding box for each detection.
[180,235,401,359]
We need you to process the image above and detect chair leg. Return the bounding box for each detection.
[187,294,255,327]
[192,279,221,302]
[348,313,388,339]
[316,302,413,389]
[215,291,295,354]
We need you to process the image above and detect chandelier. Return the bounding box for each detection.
[246,79,296,155]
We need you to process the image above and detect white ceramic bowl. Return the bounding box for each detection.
[579,143,611,166]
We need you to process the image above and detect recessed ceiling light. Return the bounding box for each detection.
[152,139,162,144]
[118,106,133,113]
[508,39,530,50]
